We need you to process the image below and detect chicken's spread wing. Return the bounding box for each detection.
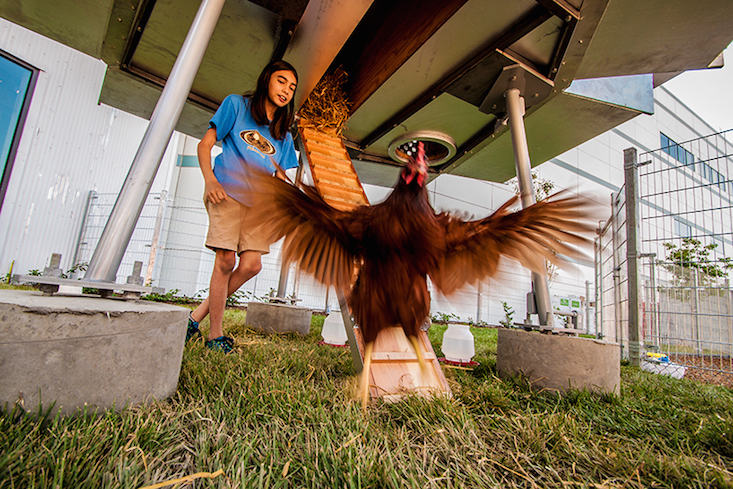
[247,169,365,291]
[431,193,597,295]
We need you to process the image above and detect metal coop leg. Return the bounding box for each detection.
[85,0,226,283]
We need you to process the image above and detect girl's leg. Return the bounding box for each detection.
[190,250,263,336]
[205,248,236,340]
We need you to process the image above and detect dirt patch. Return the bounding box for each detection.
[669,353,733,388]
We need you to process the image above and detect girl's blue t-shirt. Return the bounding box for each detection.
[210,94,298,205]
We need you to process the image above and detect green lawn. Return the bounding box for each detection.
[1,309,732,488]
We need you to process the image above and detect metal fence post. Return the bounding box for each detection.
[610,193,622,349]
[693,270,701,355]
[649,255,658,349]
[595,232,603,339]
[585,280,591,334]
[145,190,168,286]
[623,147,642,367]
[728,278,732,357]
[72,190,98,272]
[476,280,483,323]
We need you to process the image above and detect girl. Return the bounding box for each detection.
[187,60,299,353]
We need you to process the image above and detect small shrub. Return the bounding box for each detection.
[431,311,458,324]
[141,288,198,304]
[499,301,515,328]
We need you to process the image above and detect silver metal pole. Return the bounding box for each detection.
[725,278,733,356]
[337,289,364,374]
[505,86,554,327]
[85,0,226,282]
[623,148,642,367]
[276,263,290,298]
[277,136,307,298]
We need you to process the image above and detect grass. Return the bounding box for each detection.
[2,310,732,488]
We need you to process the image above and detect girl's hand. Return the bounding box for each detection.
[205,180,228,204]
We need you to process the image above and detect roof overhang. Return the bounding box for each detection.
[2,0,731,186]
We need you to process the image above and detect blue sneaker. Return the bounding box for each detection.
[206,336,234,354]
[186,313,201,343]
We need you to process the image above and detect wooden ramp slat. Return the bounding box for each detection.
[353,326,451,401]
[297,122,451,401]
[309,153,356,175]
[300,127,343,148]
[310,166,361,189]
[306,140,350,160]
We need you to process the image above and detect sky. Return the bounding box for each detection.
[661,41,733,133]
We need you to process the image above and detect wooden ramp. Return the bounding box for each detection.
[298,125,369,211]
[364,327,451,402]
[297,122,451,401]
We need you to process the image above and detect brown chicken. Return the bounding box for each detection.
[249,143,595,405]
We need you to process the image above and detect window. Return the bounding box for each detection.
[0,51,37,210]
[663,133,729,192]
[660,132,695,168]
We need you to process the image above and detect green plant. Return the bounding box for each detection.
[61,262,88,279]
[430,311,458,324]
[499,301,515,328]
[226,289,252,307]
[468,317,489,327]
[141,288,199,304]
[662,238,733,286]
[508,170,555,202]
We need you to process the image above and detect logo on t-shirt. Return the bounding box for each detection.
[240,130,275,157]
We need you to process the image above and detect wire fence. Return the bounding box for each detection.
[598,130,733,386]
[74,191,582,325]
[74,192,339,311]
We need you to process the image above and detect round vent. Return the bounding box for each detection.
[388,131,456,166]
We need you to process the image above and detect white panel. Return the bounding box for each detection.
[0,19,179,278]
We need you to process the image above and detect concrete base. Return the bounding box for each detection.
[497,328,621,395]
[0,289,189,416]
[245,301,311,336]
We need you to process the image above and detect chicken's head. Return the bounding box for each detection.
[401,141,428,187]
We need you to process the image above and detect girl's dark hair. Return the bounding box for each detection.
[245,60,298,140]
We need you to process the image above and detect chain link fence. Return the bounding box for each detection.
[74,186,597,327]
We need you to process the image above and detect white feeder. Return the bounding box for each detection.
[321,312,348,346]
[441,323,475,363]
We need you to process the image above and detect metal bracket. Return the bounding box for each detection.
[479,62,554,115]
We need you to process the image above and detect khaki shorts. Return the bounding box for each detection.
[205,197,270,255]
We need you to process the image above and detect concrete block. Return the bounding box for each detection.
[245,301,311,336]
[0,290,189,416]
[497,328,621,395]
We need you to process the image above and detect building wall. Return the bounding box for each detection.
[0,18,180,280]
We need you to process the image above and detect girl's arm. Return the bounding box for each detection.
[198,127,228,204]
